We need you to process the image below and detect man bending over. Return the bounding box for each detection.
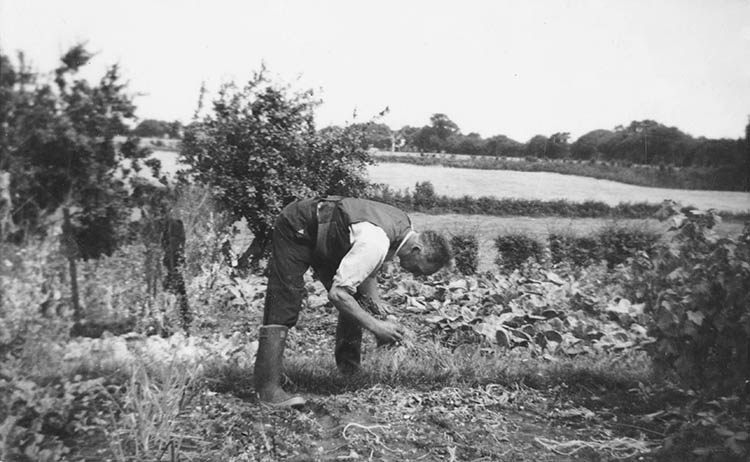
[253,196,451,407]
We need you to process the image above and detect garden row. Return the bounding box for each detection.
[450,225,659,275]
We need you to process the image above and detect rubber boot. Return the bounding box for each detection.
[335,312,363,374]
[253,325,306,408]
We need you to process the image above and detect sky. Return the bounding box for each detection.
[1,0,749,142]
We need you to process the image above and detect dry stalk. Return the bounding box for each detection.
[535,436,656,459]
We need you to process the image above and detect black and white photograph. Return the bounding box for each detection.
[1,1,749,460]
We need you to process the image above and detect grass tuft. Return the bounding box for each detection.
[281,341,653,396]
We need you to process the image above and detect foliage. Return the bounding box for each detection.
[450,233,479,275]
[549,232,601,267]
[106,362,199,461]
[181,69,373,264]
[3,198,749,459]
[596,224,660,268]
[348,121,392,149]
[632,203,750,396]
[0,46,150,257]
[382,262,653,359]
[494,234,546,270]
[367,183,674,219]
[0,237,71,353]
[525,133,571,159]
[0,371,107,462]
[549,226,660,269]
[412,180,436,211]
[131,119,183,139]
[413,113,460,152]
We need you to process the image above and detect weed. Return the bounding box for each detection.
[105,361,200,462]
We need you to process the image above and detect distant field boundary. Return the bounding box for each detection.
[373,151,749,192]
[368,186,750,221]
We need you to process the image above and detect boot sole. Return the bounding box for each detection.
[261,396,306,409]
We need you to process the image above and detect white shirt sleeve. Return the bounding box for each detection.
[331,221,390,294]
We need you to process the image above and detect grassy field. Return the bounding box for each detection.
[145,150,750,214]
[368,162,750,213]
[372,151,749,192]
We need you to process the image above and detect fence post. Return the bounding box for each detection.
[62,207,82,321]
[162,218,191,332]
[0,171,14,240]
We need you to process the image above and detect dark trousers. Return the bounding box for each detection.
[262,199,363,372]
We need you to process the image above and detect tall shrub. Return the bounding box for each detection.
[633,203,750,395]
[181,70,373,267]
[413,181,437,211]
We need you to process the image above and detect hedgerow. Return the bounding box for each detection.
[369,184,664,219]
[367,182,749,220]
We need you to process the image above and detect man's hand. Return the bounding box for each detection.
[370,319,404,345]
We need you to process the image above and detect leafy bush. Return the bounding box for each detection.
[596,225,660,268]
[413,181,437,211]
[494,234,545,270]
[181,70,373,266]
[634,203,750,396]
[1,46,150,257]
[450,233,479,275]
[0,373,107,462]
[548,227,659,268]
[548,232,601,266]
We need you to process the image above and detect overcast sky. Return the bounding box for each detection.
[2,0,749,141]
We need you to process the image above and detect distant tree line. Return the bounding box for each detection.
[138,109,748,180]
[334,113,749,173]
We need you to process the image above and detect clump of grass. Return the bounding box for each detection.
[105,360,201,462]
[283,341,653,394]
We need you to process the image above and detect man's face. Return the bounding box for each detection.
[399,251,441,277]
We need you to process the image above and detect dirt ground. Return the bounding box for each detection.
[161,302,667,462]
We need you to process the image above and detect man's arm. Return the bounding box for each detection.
[327,222,403,344]
[357,276,391,316]
[328,287,403,343]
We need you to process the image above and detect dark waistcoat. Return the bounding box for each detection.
[316,197,412,267]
